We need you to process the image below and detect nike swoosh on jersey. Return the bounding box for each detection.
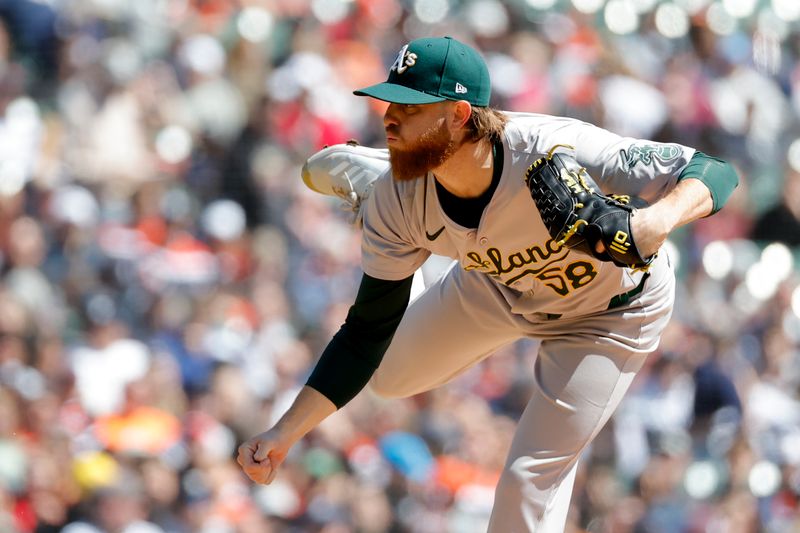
[425,226,445,241]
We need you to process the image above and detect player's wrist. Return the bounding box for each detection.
[629,206,671,259]
[271,386,337,445]
[268,423,299,446]
[639,203,677,238]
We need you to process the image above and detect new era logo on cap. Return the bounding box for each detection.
[455,82,468,94]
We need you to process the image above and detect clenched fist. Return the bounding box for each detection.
[236,386,337,485]
[236,429,290,485]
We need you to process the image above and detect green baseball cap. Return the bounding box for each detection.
[354,36,491,107]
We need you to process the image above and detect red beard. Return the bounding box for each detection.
[388,121,460,181]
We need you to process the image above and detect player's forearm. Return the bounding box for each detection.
[272,386,337,444]
[633,179,713,258]
[651,177,714,232]
[638,151,738,251]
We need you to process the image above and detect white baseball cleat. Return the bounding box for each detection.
[301,141,390,226]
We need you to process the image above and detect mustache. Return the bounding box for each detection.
[385,125,400,137]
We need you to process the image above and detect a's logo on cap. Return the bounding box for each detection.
[390,44,418,75]
[455,82,468,94]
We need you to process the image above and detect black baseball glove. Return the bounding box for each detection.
[524,146,656,270]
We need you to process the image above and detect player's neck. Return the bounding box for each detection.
[432,137,493,198]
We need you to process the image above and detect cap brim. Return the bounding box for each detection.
[353,82,446,104]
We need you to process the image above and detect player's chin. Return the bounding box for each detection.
[389,164,423,181]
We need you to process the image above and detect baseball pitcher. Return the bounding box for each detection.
[238,37,738,532]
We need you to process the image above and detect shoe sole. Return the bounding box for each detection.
[301,144,390,196]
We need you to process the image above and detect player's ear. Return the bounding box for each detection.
[451,100,473,130]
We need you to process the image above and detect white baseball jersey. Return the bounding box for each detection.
[361,112,694,318]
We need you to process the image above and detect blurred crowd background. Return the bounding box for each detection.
[0,0,798,532]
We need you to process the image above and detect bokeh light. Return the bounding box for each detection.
[105,39,142,82]
[50,185,100,229]
[526,0,558,9]
[792,285,800,319]
[487,55,525,97]
[760,242,794,283]
[748,461,781,497]
[572,0,606,14]
[5,96,40,129]
[630,0,658,13]
[745,262,780,301]
[237,7,274,43]
[155,125,193,164]
[780,431,800,464]
[414,0,450,24]
[723,0,758,18]
[674,0,712,14]
[254,480,303,518]
[788,138,800,172]
[702,241,734,280]
[758,7,790,42]
[202,200,247,242]
[655,3,690,39]
[605,0,639,34]
[772,0,800,21]
[707,2,737,34]
[685,461,721,500]
[311,0,353,25]
[179,34,226,75]
[0,161,26,197]
[466,0,510,38]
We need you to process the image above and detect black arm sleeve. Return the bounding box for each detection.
[305,273,413,409]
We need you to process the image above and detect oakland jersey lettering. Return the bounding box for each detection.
[464,239,598,296]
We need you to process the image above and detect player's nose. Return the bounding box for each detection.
[383,104,401,128]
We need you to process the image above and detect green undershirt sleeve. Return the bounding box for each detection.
[677,151,739,214]
[305,273,413,409]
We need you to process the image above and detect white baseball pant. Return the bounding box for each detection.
[369,253,675,532]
